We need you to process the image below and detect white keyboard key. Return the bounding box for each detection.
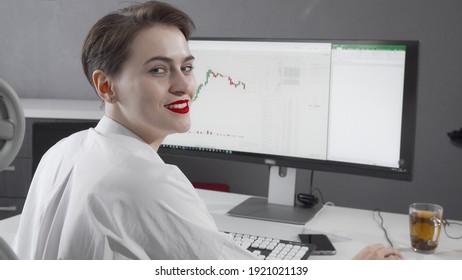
[295,251,306,258]
[258,244,268,250]
[241,238,253,243]
[241,242,252,249]
[300,246,309,252]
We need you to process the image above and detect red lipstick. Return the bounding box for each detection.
[164,99,190,114]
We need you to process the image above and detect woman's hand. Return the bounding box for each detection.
[352,244,402,260]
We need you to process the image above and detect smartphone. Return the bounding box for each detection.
[298,234,336,255]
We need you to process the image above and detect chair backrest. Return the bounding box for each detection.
[0,236,18,260]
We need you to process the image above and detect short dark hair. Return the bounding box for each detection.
[81,1,195,91]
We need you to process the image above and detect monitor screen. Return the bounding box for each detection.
[159,38,419,224]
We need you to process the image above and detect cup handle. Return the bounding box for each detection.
[431,217,442,242]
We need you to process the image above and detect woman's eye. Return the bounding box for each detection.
[182,65,194,73]
[150,67,166,74]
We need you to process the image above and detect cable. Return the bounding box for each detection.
[311,187,326,205]
[309,170,315,193]
[372,208,394,248]
[297,170,324,208]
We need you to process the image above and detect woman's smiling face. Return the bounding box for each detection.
[108,24,196,149]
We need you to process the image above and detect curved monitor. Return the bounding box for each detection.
[159,38,419,224]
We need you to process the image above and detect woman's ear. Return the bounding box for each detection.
[92,70,116,103]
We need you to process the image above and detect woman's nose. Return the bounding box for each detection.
[169,71,195,97]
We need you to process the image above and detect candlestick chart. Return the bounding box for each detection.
[193,69,247,101]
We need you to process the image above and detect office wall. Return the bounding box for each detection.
[1,0,462,219]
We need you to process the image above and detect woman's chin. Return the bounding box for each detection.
[175,123,191,134]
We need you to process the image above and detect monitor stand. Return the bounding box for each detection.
[227,166,323,225]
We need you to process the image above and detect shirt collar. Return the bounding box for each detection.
[95,115,145,143]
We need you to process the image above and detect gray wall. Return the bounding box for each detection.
[1,0,461,219]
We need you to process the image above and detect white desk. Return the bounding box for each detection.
[1,189,462,260]
[20,98,102,120]
[198,189,462,260]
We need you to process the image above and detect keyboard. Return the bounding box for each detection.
[225,231,315,260]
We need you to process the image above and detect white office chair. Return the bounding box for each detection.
[0,78,25,260]
[0,237,18,260]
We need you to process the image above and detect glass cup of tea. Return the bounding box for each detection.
[409,203,443,253]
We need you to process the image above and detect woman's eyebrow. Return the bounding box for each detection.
[144,55,195,65]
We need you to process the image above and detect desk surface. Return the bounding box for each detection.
[1,189,461,260]
[200,190,462,260]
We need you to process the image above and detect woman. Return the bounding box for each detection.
[13,1,401,260]
[14,1,254,260]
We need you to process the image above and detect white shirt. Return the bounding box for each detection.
[13,116,255,260]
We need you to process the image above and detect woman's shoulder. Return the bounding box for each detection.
[40,129,90,162]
